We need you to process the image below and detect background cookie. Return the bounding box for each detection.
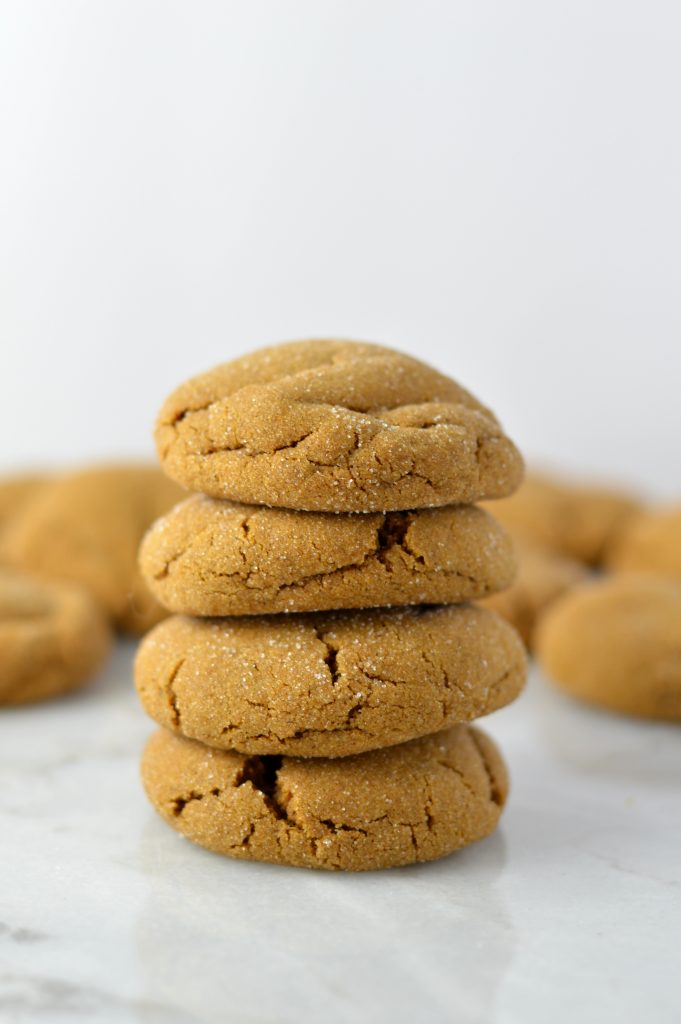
[0,567,112,705]
[1,464,184,634]
[155,339,524,512]
[605,504,681,579]
[482,543,589,649]
[535,574,681,721]
[141,723,508,870]
[135,605,526,757]
[488,472,640,565]
[0,473,49,544]
[140,495,517,616]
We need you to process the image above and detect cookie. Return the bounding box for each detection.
[482,543,589,649]
[141,723,508,870]
[535,574,681,721]
[135,605,526,758]
[140,494,517,617]
[0,567,111,705]
[488,473,640,565]
[1,464,184,634]
[155,340,523,512]
[605,504,681,579]
[0,473,48,539]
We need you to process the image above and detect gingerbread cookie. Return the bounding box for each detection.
[136,605,526,757]
[606,504,681,579]
[140,495,517,617]
[1,464,184,634]
[155,340,523,512]
[535,574,681,721]
[141,723,508,870]
[0,567,111,705]
[488,473,640,565]
[482,543,589,648]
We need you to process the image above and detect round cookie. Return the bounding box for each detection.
[135,605,526,758]
[482,543,589,649]
[1,464,184,634]
[140,495,517,616]
[535,575,681,721]
[155,339,524,512]
[141,723,508,871]
[488,473,640,565]
[0,567,112,705]
[605,504,681,579]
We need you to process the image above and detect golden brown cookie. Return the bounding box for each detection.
[535,574,681,721]
[0,567,112,705]
[605,504,681,579]
[482,543,589,649]
[141,723,508,870]
[135,605,526,757]
[155,340,523,512]
[488,473,640,565]
[1,464,184,634]
[140,495,517,617]
[0,474,48,538]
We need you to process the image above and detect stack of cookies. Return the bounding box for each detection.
[136,340,527,871]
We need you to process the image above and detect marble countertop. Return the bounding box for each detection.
[1,641,679,1024]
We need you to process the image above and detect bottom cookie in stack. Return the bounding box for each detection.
[141,724,508,872]
[135,604,526,870]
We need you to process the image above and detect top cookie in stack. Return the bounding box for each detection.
[154,339,523,512]
[137,339,526,871]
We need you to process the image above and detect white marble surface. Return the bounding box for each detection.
[0,641,679,1024]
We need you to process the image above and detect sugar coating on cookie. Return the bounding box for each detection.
[488,473,640,565]
[1,464,185,634]
[606,504,681,579]
[135,605,526,757]
[482,542,589,648]
[141,723,508,870]
[0,568,112,705]
[140,494,517,616]
[535,574,681,721]
[155,340,524,512]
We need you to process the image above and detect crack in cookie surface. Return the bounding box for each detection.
[139,496,517,616]
[135,605,527,758]
[141,725,509,870]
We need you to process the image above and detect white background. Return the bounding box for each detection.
[1,1,680,496]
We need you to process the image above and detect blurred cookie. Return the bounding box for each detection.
[0,567,111,705]
[141,723,508,870]
[136,605,526,758]
[535,574,681,721]
[1,464,184,634]
[155,339,523,512]
[482,543,589,648]
[0,473,48,539]
[488,473,640,565]
[606,504,681,579]
[140,495,517,616]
